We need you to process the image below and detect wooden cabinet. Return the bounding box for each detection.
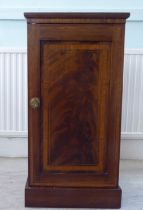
[24,12,129,208]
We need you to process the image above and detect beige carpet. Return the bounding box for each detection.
[0,158,143,210]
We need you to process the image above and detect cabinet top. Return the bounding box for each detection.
[24,12,130,24]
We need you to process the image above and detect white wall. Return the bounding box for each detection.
[0,1,143,159]
[0,5,143,48]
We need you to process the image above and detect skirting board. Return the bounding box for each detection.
[0,137,143,160]
[0,138,28,157]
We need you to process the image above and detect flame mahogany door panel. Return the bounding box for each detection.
[42,42,110,172]
[25,13,129,208]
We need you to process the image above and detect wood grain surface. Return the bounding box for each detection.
[41,41,111,172]
[25,12,130,208]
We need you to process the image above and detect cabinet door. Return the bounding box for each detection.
[28,23,124,187]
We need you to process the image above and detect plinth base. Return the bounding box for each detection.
[25,179,122,208]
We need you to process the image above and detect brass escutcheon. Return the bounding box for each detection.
[30,97,40,109]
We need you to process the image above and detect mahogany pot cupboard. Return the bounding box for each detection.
[24,12,130,208]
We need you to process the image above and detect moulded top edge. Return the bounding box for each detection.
[24,12,130,20]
